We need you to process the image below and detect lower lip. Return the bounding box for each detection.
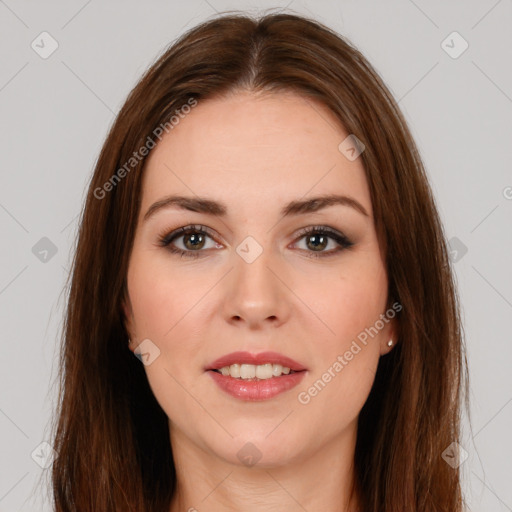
[207,370,307,401]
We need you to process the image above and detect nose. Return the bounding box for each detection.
[221,245,291,329]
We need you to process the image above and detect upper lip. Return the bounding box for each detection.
[205,351,307,372]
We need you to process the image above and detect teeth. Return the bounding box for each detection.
[272,364,283,376]
[217,363,293,380]
[229,363,240,378]
[256,364,273,379]
[240,364,256,379]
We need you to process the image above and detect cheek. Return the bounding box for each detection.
[296,253,388,348]
[126,253,207,421]
[126,251,198,338]
[126,251,209,388]
[296,349,379,438]
[292,250,387,409]
[294,273,386,429]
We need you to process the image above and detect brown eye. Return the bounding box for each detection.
[293,226,354,258]
[158,225,221,259]
[304,233,329,252]
[182,232,206,250]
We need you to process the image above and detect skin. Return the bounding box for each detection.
[123,90,397,512]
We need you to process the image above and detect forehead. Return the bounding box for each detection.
[139,90,372,218]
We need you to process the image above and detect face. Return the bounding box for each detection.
[123,90,397,468]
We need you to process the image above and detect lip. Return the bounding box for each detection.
[207,370,307,401]
[205,351,307,372]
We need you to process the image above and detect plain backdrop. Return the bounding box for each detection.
[0,1,511,510]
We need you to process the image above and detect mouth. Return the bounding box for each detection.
[205,351,308,401]
[205,350,307,373]
[209,363,302,381]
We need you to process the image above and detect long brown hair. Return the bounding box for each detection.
[50,11,469,511]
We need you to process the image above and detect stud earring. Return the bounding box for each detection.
[387,339,393,347]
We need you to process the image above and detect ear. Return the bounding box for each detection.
[380,315,399,356]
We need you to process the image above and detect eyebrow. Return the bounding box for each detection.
[143,193,369,222]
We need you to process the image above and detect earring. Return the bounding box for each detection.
[387,339,393,347]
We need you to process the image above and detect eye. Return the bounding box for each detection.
[291,225,354,258]
[157,224,221,259]
[157,224,354,259]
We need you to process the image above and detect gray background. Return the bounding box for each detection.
[1,0,511,510]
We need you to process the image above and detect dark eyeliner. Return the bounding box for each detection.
[157,224,216,259]
[157,224,354,259]
[293,225,354,258]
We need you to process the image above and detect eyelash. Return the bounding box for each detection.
[157,224,354,259]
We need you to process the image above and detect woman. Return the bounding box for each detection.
[51,11,469,512]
